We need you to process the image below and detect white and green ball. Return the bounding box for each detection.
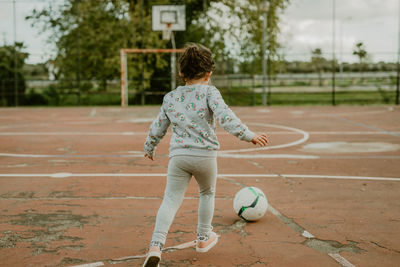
[233,187,268,221]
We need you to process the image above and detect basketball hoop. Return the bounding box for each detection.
[152,5,186,32]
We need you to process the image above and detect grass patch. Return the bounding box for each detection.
[220,88,398,106]
[8,86,399,106]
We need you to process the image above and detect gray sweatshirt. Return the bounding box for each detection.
[144,84,255,158]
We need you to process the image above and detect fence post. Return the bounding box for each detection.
[1,80,4,106]
[267,56,272,105]
[397,2,400,105]
[251,75,255,106]
[331,0,336,106]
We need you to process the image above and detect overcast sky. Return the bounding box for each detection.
[0,0,398,64]
[281,0,398,62]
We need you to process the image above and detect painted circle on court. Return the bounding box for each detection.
[221,123,309,153]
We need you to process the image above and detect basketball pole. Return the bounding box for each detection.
[170,27,177,91]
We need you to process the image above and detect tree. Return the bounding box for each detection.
[353,42,368,81]
[187,0,291,75]
[27,1,168,93]
[0,42,28,106]
[311,48,326,86]
[27,0,215,104]
[27,0,290,105]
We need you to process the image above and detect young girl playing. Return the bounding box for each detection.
[143,43,268,267]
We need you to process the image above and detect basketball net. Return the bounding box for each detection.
[162,23,172,41]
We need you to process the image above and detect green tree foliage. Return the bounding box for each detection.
[27,0,170,92]
[193,0,290,75]
[26,0,289,103]
[24,63,48,80]
[0,42,28,106]
[26,0,213,103]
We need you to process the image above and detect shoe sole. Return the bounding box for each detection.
[143,251,161,267]
[196,235,219,253]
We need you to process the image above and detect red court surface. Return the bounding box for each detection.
[0,106,399,267]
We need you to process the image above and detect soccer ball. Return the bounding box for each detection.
[233,187,268,221]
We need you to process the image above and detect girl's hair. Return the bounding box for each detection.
[178,43,215,82]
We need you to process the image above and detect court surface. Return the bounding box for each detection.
[0,106,399,267]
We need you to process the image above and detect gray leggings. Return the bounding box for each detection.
[151,155,217,245]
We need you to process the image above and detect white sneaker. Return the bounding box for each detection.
[196,232,219,253]
[142,246,161,267]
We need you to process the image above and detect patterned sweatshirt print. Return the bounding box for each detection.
[144,84,255,158]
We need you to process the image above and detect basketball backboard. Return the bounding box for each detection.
[152,5,186,31]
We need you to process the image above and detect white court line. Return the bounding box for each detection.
[0,173,399,181]
[302,131,400,135]
[302,231,315,239]
[268,205,315,239]
[0,196,233,200]
[4,152,398,160]
[70,262,103,267]
[0,152,320,159]
[1,131,399,136]
[219,174,400,181]
[0,132,148,136]
[116,118,154,123]
[0,153,145,158]
[218,153,319,159]
[68,241,197,266]
[328,253,356,267]
[223,123,309,153]
[113,240,196,261]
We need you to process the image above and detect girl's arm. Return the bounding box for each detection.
[144,100,170,160]
[207,86,255,142]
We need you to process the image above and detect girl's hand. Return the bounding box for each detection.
[144,154,154,161]
[251,133,268,147]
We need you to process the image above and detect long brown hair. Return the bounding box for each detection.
[178,43,215,82]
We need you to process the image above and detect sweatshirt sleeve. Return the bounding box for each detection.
[207,86,255,142]
[144,97,171,157]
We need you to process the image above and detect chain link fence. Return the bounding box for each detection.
[0,71,398,106]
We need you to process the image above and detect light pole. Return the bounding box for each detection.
[76,0,81,105]
[331,0,336,106]
[13,0,18,106]
[261,1,268,106]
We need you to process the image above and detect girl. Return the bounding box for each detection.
[143,43,268,267]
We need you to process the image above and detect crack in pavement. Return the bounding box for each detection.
[370,241,400,254]
[218,219,248,237]
[303,238,365,254]
[220,174,363,266]
[0,211,97,256]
